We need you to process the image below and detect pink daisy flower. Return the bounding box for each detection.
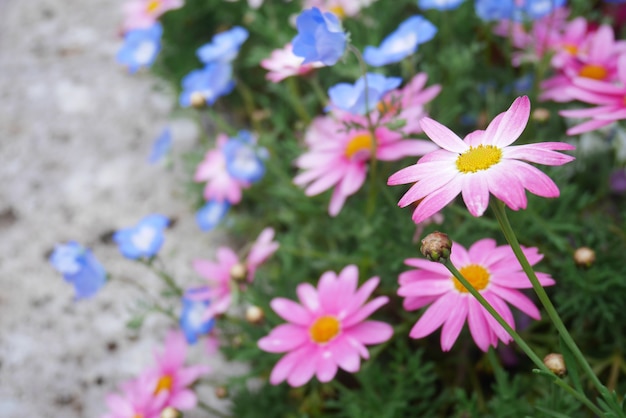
[387,96,576,224]
[303,0,377,18]
[102,372,168,418]
[149,330,210,411]
[258,265,393,387]
[123,0,183,31]
[560,54,626,135]
[398,239,555,351]
[194,133,249,204]
[260,43,324,83]
[295,100,439,216]
[191,228,279,320]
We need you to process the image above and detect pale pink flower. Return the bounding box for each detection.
[123,0,183,31]
[191,228,279,320]
[303,0,377,17]
[194,133,249,204]
[149,330,210,411]
[295,110,438,216]
[398,239,555,351]
[102,372,168,418]
[388,96,576,224]
[560,54,626,135]
[260,43,324,83]
[258,265,393,387]
[541,24,626,102]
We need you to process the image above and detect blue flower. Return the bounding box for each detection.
[116,23,163,73]
[113,214,169,259]
[179,62,235,107]
[196,200,230,231]
[364,16,437,67]
[197,26,249,64]
[292,7,347,66]
[418,0,465,10]
[517,0,566,20]
[148,127,172,164]
[180,287,215,344]
[475,0,566,21]
[223,131,266,183]
[49,242,107,299]
[474,0,514,21]
[328,73,402,115]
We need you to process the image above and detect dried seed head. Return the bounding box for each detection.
[574,246,595,268]
[543,353,566,377]
[245,305,265,324]
[229,263,247,282]
[420,231,452,263]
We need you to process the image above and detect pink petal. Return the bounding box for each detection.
[317,270,341,314]
[420,117,468,152]
[305,167,345,196]
[397,168,459,208]
[346,321,393,345]
[566,118,614,135]
[487,166,528,211]
[342,276,380,315]
[490,96,530,147]
[467,298,494,352]
[269,345,312,385]
[343,296,388,327]
[403,295,438,311]
[409,292,457,339]
[468,239,498,265]
[411,176,463,223]
[258,324,309,353]
[508,160,560,198]
[397,279,452,297]
[483,292,515,344]
[329,186,349,216]
[176,365,210,387]
[297,282,320,312]
[270,298,313,325]
[489,286,541,320]
[169,389,197,410]
[287,351,319,387]
[315,350,339,382]
[332,337,361,373]
[504,144,575,166]
[339,162,367,196]
[440,297,468,351]
[461,172,491,217]
[377,139,439,161]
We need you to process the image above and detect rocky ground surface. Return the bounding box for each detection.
[0,0,242,416]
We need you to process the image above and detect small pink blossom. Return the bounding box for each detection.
[258,265,393,387]
[388,96,576,224]
[123,0,183,31]
[303,0,377,17]
[260,43,324,83]
[102,372,168,418]
[398,239,555,351]
[149,330,210,411]
[194,133,250,204]
[191,228,279,320]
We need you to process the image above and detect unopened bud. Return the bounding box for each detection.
[543,353,566,377]
[161,407,182,418]
[420,231,452,263]
[532,108,550,122]
[229,263,247,282]
[246,305,264,324]
[573,246,595,267]
[215,386,229,399]
[190,92,206,108]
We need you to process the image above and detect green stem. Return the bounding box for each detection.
[444,259,603,416]
[234,76,261,133]
[306,76,328,106]
[140,257,183,297]
[489,200,606,396]
[197,400,231,418]
[206,108,237,136]
[285,77,312,124]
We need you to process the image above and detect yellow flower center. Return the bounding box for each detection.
[134,415,143,418]
[579,64,608,80]
[310,315,341,344]
[154,375,173,394]
[453,264,490,293]
[329,6,346,19]
[345,133,373,159]
[455,145,502,173]
[563,44,578,55]
[146,0,161,14]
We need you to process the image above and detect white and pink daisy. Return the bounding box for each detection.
[148,330,210,411]
[387,96,576,224]
[258,265,393,387]
[191,228,279,320]
[303,0,377,18]
[194,133,250,204]
[560,54,626,135]
[260,43,324,83]
[123,0,183,31]
[102,372,168,418]
[398,239,555,351]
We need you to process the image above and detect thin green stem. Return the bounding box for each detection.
[285,77,312,124]
[444,259,603,416]
[205,108,237,136]
[489,200,606,395]
[234,76,262,133]
[140,257,183,297]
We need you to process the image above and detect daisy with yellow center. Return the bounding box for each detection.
[388,96,576,224]
[258,265,393,387]
[398,239,555,351]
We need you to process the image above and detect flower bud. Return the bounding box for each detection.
[543,353,566,377]
[190,92,206,109]
[573,246,595,268]
[229,263,247,282]
[246,305,264,324]
[532,108,550,122]
[420,231,452,263]
[215,386,229,399]
[161,407,182,418]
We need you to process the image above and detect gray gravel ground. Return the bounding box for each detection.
[0,0,241,416]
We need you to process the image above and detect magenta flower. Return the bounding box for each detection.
[149,330,210,411]
[122,0,183,31]
[102,372,168,418]
[258,265,393,387]
[191,228,279,320]
[560,54,626,135]
[388,96,575,224]
[260,43,324,83]
[295,107,438,216]
[398,239,555,351]
[194,133,249,204]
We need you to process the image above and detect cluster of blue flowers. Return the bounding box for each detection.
[116,23,163,73]
[49,242,107,299]
[475,0,567,21]
[180,26,248,108]
[328,73,402,115]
